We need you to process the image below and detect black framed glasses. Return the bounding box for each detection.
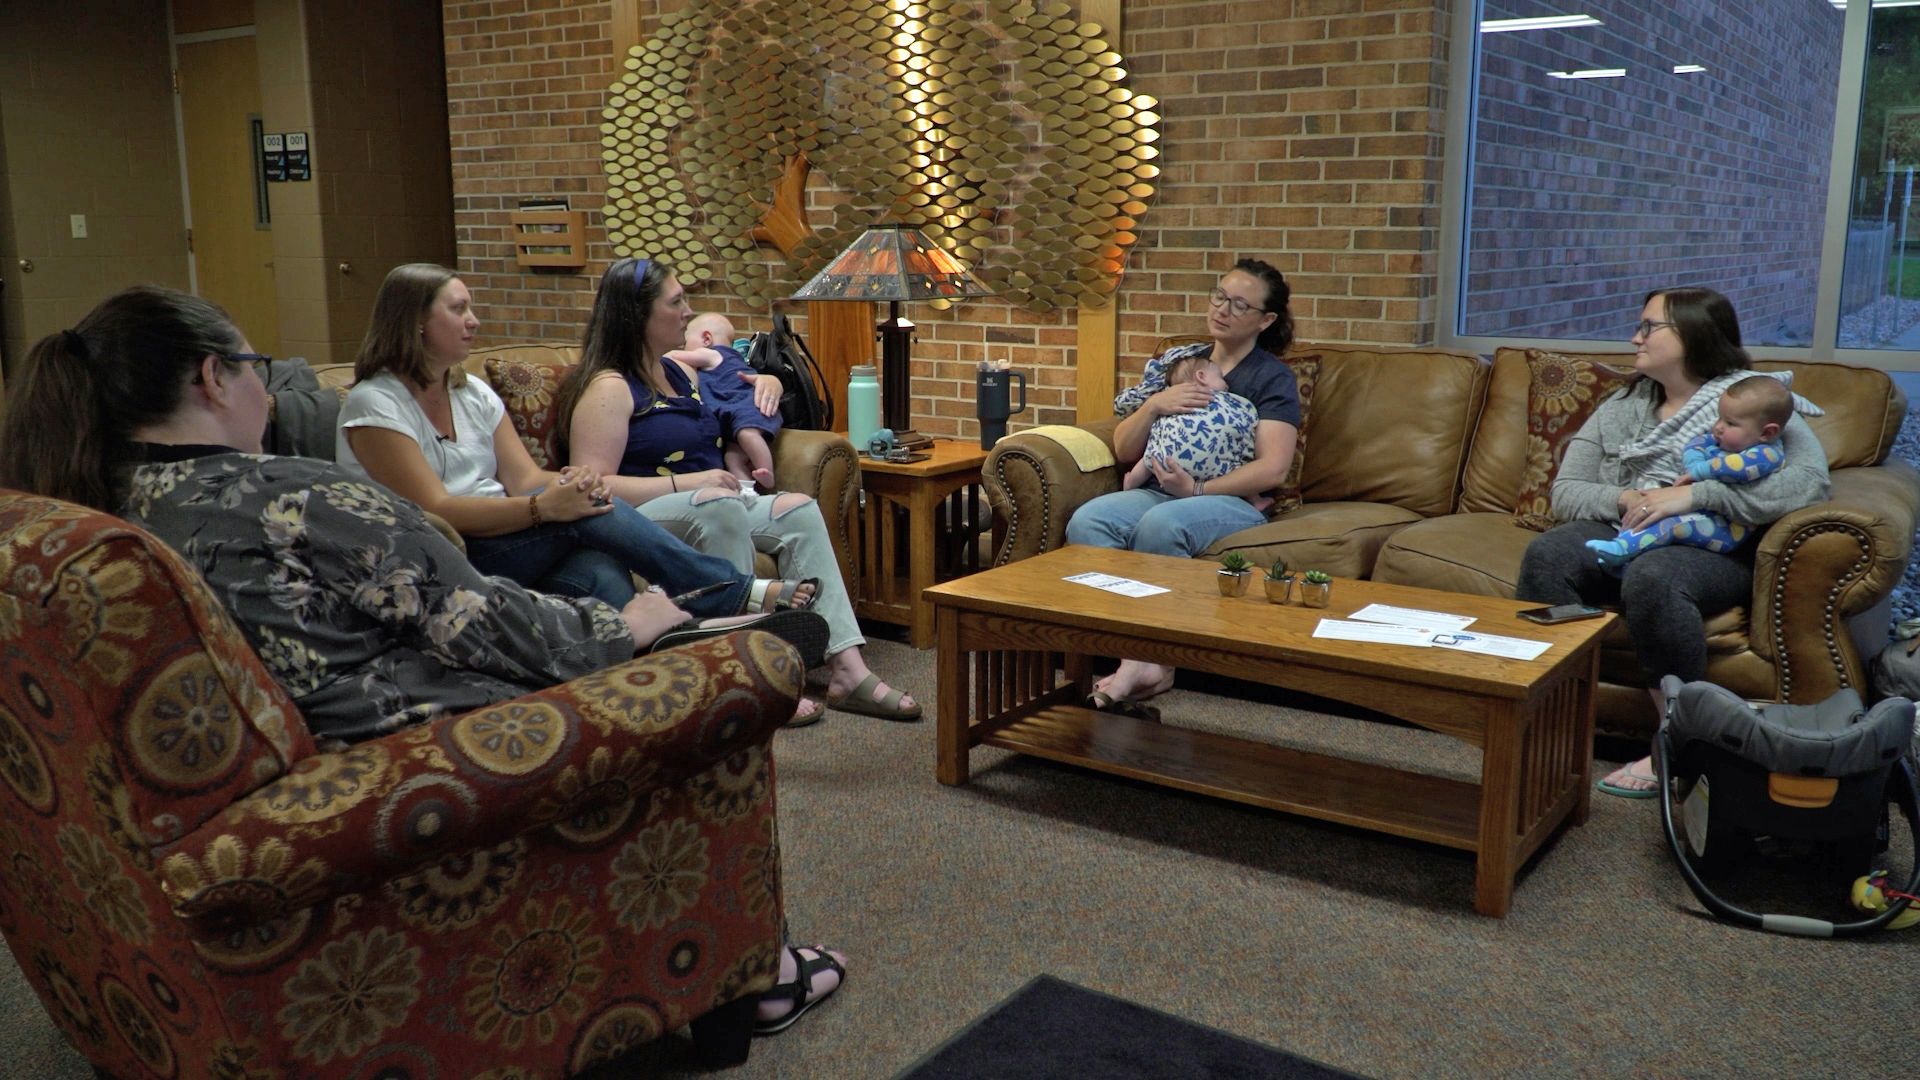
[227,353,273,381]
[1633,319,1676,339]
[1207,287,1268,318]
[193,353,272,385]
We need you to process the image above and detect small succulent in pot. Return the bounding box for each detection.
[1217,551,1253,596]
[1299,569,1332,608]
[1264,559,1295,604]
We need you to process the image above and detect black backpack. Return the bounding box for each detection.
[745,314,834,431]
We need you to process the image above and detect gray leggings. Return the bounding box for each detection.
[1516,520,1752,683]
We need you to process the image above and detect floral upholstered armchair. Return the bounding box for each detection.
[0,489,801,1077]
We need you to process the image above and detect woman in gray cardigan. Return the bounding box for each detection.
[1516,286,1830,798]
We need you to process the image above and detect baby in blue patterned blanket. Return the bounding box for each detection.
[1121,350,1261,494]
[1585,374,1794,573]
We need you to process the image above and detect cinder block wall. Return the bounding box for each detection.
[442,0,1451,440]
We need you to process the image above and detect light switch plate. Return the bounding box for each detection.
[69,215,87,239]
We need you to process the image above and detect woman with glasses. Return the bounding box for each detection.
[338,263,818,621]
[1516,286,1830,798]
[1065,257,1303,709]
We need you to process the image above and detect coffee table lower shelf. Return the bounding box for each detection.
[981,704,1484,851]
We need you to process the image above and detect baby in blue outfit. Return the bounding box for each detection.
[668,312,781,491]
[1122,351,1260,495]
[1586,374,1794,573]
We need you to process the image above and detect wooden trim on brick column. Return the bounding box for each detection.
[610,1,642,61]
[1076,0,1121,422]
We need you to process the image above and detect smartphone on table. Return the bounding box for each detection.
[1516,603,1606,625]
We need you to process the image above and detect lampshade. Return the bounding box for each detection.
[791,223,992,303]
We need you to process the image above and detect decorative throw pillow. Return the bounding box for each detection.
[1511,349,1636,531]
[1269,353,1321,516]
[484,356,576,469]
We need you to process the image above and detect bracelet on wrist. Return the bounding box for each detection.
[528,493,542,526]
[670,474,677,493]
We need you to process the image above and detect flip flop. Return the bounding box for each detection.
[1094,670,1176,703]
[785,696,827,729]
[1596,759,1660,799]
[649,609,830,669]
[1085,690,1162,724]
[753,945,846,1036]
[826,672,922,721]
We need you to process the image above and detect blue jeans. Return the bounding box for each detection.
[464,496,750,617]
[1064,488,1268,558]
[638,490,865,657]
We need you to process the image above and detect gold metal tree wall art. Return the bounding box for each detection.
[599,0,1160,313]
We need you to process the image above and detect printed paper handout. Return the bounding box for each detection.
[1062,571,1171,598]
[1312,620,1435,646]
[1347,603,1477,633]
[1427,631,1553,661]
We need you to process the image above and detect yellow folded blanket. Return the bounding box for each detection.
[1014,425,1117,472]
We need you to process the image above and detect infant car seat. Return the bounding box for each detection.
[1652,675,1919,937]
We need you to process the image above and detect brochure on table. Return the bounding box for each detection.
[1330,603,1553,661]
[1055,573,1552,660]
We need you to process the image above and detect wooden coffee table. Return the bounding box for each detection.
[925,546,1616,917]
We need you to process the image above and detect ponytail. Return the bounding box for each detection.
[0,286,243,509]
[1233,257,1295,355]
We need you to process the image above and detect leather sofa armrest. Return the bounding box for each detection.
[771,429,860,592]
[157,632,801,934]
[981,418,1121,564]
[1749,459,1918,702]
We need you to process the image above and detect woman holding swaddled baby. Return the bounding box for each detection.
[1065,257,1304,713]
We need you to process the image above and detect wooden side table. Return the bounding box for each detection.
[855,439,991,648]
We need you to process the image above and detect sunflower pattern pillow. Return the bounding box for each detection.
[484,355,577,468]
[1270,353,1321,516]
[1511,349,1636,531]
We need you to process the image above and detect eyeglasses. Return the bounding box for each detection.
[192,353,272,386]
[1207,287,1268,318]
[1633,319,1677,339]
[228,353,273,381]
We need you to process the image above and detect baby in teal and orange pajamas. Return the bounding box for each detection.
[1587,375,1794,573]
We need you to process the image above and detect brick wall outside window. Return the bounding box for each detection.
[1465,0,1842,346]
[443,0,1450,440]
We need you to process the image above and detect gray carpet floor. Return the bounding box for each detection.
[6,637,1911,1079]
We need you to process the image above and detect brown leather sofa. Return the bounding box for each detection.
[982,344,1918,738]
[280,343,861,588]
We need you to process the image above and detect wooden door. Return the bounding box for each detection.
[177,35,279,354]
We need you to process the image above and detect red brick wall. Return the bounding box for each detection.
[442,0,1452,439]
[443,0,616,341]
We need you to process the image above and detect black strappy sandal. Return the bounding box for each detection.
[1085,689,1162,724]
[752,945,845,1036]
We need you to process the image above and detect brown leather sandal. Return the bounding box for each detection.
[826,673,922,721]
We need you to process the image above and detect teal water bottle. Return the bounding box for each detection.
[847,364,882,455]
